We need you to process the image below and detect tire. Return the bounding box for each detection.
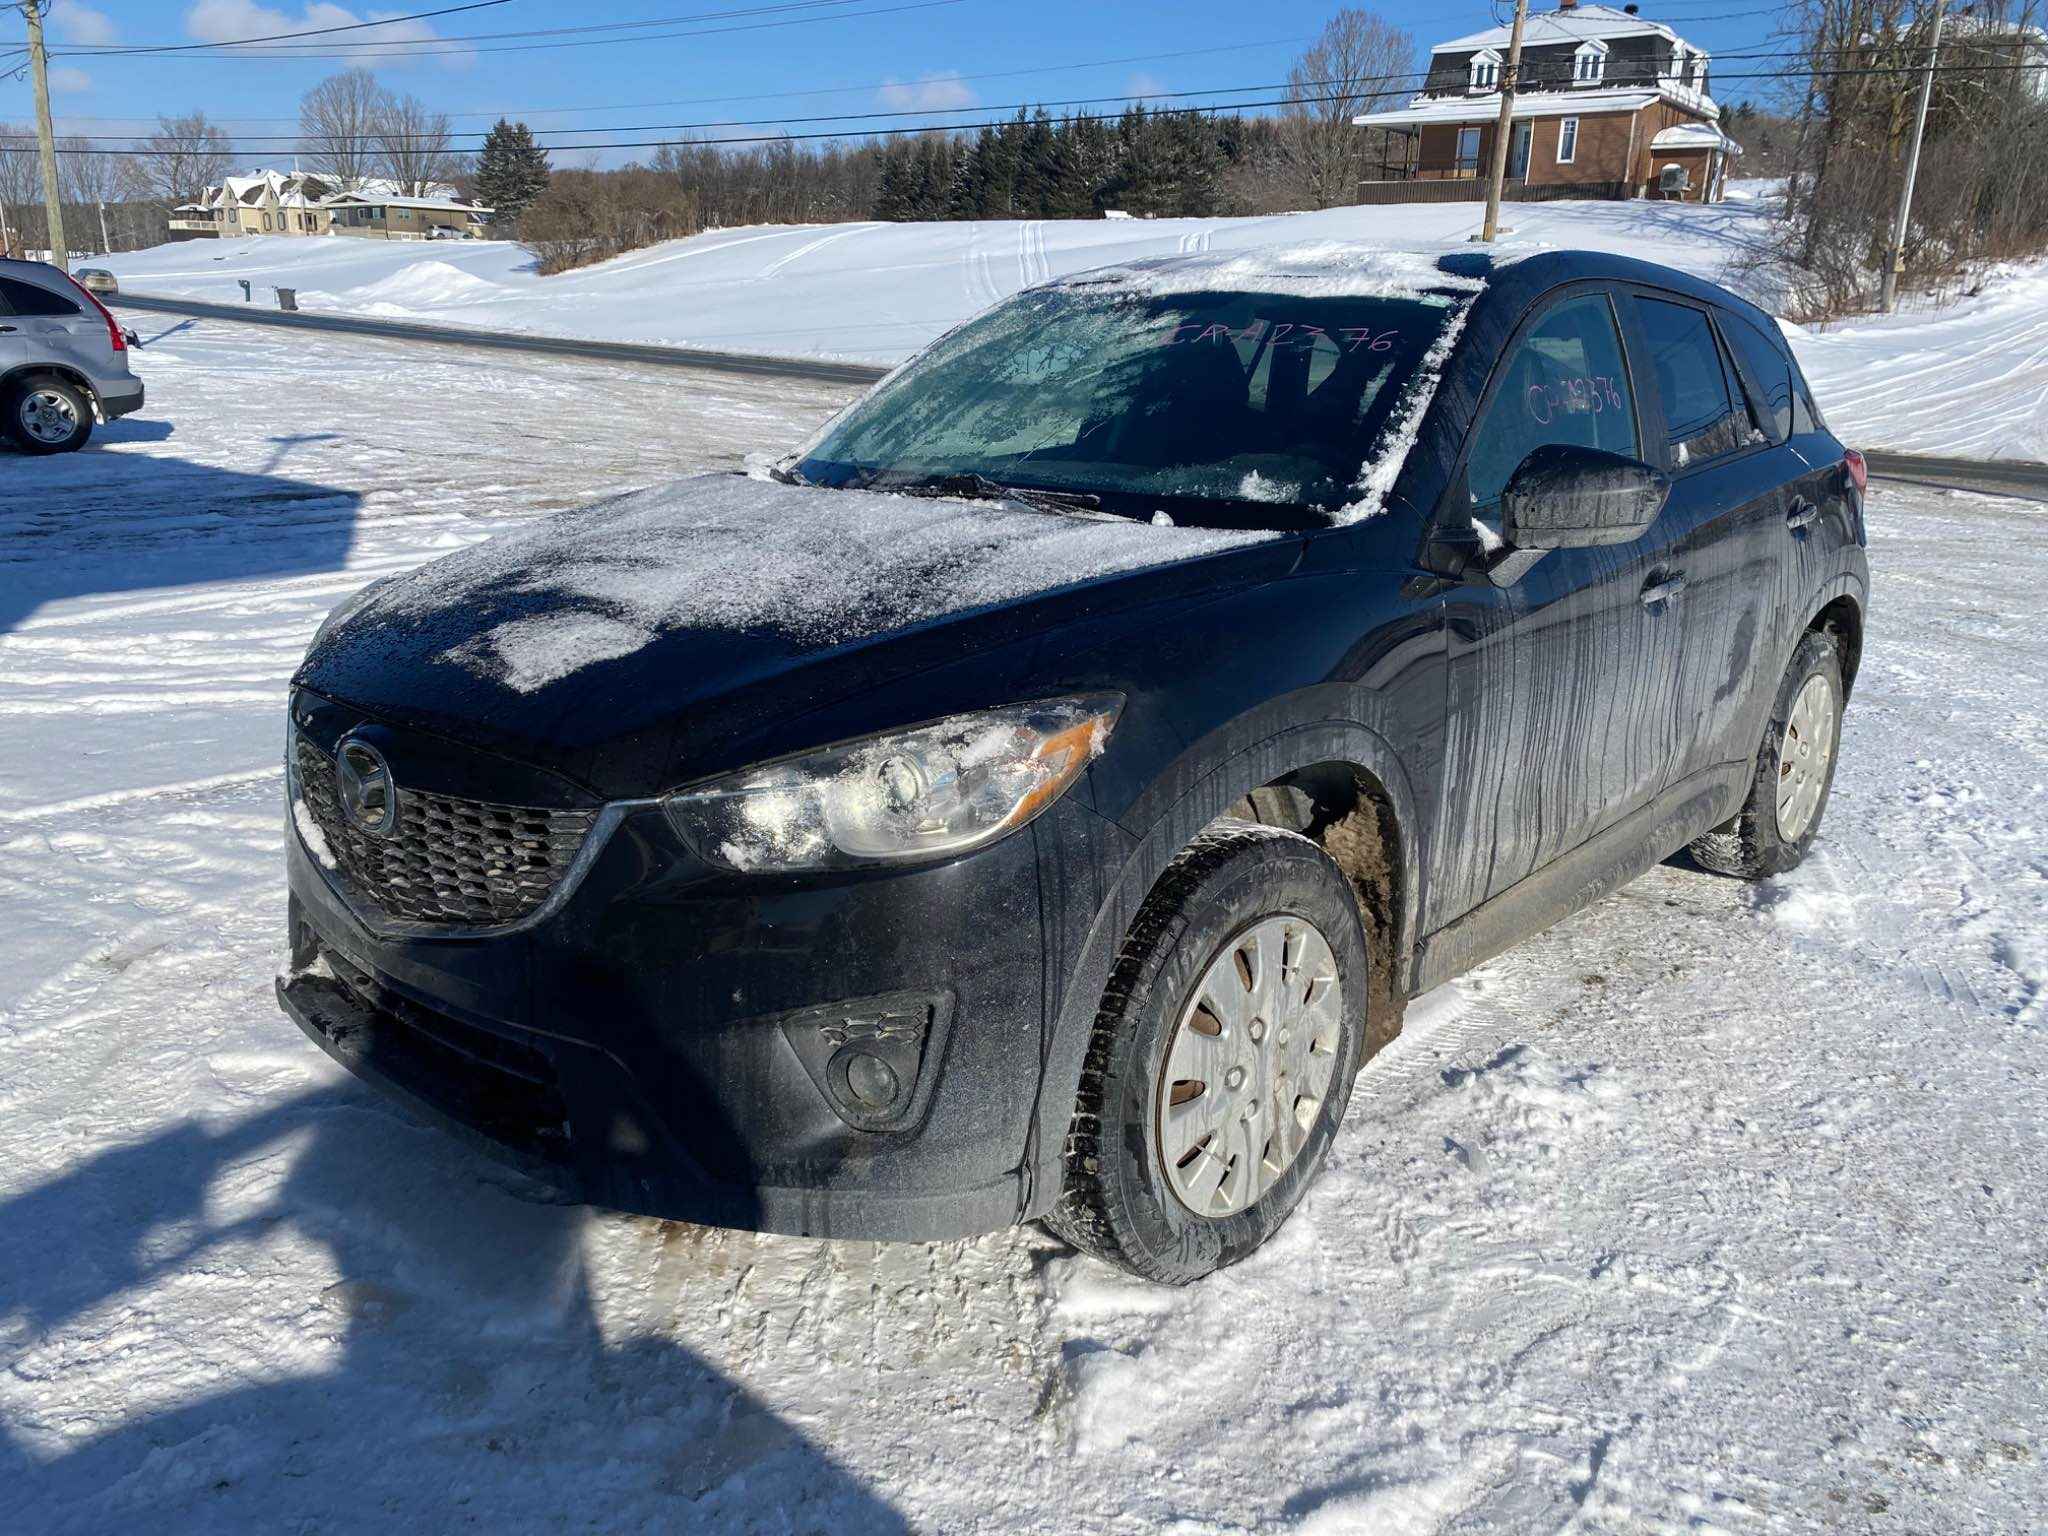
[1690,629,1845,880]
[1045,819,1369,1284]
[6,375,94,455]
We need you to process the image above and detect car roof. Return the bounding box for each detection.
[1040,242,1777,339]
[0,256,69,287]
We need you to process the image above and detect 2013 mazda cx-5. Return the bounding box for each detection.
[279,246,1867,1282]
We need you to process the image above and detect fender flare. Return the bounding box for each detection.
[1,362,103,421]
[1021,705,1426,1220]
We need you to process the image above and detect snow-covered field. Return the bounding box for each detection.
[97,186,2048,463]
[3,322,2046,1533]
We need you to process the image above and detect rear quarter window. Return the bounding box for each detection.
[1634,295,1758,469]
[0,276,81,317]
[1719,310,1795,442]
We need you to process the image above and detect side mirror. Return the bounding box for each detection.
[1500,443,1670,550]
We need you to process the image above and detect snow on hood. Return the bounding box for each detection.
[355,474,1281,694]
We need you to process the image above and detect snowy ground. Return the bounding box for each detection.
[95,186,2048,463]
[3,323,2045,1533]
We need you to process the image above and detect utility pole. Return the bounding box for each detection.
[19,0,68,268]
[1881,0,1948,313]
[1480,0,1530,243]
[98,199,110,254]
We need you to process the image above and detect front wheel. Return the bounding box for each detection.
[1690,629,1845,879]
[7,375,94,455]
[1045,820,1368,1284]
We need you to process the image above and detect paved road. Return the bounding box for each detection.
[109,291,2048,500]
[1861,450,2048,502]
[110,291,892,388]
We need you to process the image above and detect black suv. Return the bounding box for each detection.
[280,247,1866,1283]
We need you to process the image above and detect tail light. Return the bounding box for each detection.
[1843,448,1867,496]
[63,273,125,353]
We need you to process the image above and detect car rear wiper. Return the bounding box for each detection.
[861,470,1103,517]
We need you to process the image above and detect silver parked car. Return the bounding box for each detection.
[0,257,144,454]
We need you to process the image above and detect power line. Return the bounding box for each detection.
[61,0,514,57]
[30,58,2047,158]
[65,0,853,56]
[48,0,972,63]
[16,38,2030,147]
[14,37,1320,125]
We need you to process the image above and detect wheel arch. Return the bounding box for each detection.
[1806,588,1864,700]
[2,363,102,418]
[1025,711,1426,1220]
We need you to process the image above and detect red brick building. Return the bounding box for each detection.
[1352,1,1742,204]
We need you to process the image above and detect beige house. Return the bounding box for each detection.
[167,170,489,242]
[323,192,493,241]
[1353,1,1741,204]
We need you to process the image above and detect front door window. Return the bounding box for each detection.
[1455,126,1483,177]
[1509,121,1533,180]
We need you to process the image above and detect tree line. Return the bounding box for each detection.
[1761,0,2048,315]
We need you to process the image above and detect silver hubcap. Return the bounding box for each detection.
[1776,672,1837,841]
[1158,915,1344,1218]
[19,389,80,445]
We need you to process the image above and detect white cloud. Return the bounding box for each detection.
[876,72,977,114]
[1125,73,1169,102]
[182,1,474,69]
[53,5,119,46]
[50,66,94,94]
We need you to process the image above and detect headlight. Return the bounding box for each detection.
[664,694,1122,871]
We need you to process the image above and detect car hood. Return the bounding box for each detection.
[295,473,1298,798]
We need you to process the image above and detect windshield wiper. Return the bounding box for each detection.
[859,470,1103,517]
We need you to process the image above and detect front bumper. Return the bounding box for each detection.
[281,737,1128,1242]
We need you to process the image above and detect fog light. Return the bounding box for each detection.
[841,1050,900,1110]
[775,990,952,1133]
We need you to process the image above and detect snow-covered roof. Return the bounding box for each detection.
[1357,88,1680,129]
[1431,4,1682,54]
[1046,242,1493,302]
[322,193,491,215]
[1650,122,1743,155]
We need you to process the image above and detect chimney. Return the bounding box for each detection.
[1559,0,1578,10]
[1624,2,1640,11]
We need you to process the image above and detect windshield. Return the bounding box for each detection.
[794,282,1467,530]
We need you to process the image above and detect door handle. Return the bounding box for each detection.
[1786,499,1819,530]
[0,324,16,333]
[1640,573,1687,608]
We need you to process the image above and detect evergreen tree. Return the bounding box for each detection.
[473,119,551,227]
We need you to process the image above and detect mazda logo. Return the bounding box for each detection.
[336,738,398,837]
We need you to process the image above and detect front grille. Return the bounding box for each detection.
[295,737,598,928]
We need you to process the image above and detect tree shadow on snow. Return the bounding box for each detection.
[0,449,363,637]
[0,1084,910,1535]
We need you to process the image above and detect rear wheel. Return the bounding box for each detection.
[1045,820,1368,1283]
[6,375,93,455]
[1690,629,1845,879]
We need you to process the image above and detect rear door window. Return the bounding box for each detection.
[1719,310,1795,443]
[1634,295,1756,468]
[1464,291,1640,509]
[0,277,82,317]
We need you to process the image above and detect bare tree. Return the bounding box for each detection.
[59,138,127,252]
[0,123,40,254]
[133,112,234,207]
[300,69,390,191]
[375,92,460,196]
[1270,9,1417,210]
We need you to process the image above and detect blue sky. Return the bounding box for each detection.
[3,1,1790,166]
